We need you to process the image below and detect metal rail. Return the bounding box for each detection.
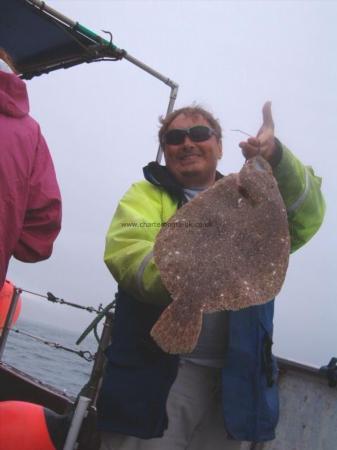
[0,288,22,360]
[63,396,91,450]
[21,288,101,313]
[0,283,115,449]
[0,285,103,362]
[10,328,95,362]
[26,0,179,163]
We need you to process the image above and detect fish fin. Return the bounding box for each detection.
[151,301,203,354]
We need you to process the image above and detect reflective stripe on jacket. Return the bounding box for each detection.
[104,146,325,306]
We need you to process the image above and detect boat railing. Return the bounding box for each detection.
[1,286,337,450]
[0,286,107,360]
[0,283,115,450]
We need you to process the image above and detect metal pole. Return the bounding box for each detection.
[156,84,179,163]
[79,311,114,406]
[123,53,179,162]
[26,1,179,91]
[123,52,178,90]
[26,0,179,164]
[62,309,114,449]
[26,0,77,28]
[0,287,21,360]
[63,396,91,450]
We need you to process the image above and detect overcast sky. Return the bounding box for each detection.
[7,0,337,367]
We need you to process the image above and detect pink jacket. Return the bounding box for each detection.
[0,71,62,287]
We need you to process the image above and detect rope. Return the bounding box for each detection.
[11,328,95,362]
[5,287,115,362]
[76,300,115,345]
[20,288,101,314]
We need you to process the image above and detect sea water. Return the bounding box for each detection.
[3,317,98,397]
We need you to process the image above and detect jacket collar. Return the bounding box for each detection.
[143,161,223,206]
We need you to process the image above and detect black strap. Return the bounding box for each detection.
[262,333,275,387]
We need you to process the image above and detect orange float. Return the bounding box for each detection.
[0,280,22,329]
[0,401,57,450]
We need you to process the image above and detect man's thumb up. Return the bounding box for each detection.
[261,101,274,132]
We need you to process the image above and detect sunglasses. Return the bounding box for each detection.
[163,125,217,146]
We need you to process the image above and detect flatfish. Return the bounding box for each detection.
[151,156,290,354]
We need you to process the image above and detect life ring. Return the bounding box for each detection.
[0,401,69,450]
[0,280,22,330]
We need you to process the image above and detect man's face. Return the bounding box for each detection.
[163,113,222,188]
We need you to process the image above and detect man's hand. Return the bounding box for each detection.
[239,101,277,163]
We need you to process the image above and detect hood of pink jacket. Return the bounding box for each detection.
[0,71,29,118]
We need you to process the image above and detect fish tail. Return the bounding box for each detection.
[150,301,203,354]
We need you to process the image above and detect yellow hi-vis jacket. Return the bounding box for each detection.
[104,146,325,306]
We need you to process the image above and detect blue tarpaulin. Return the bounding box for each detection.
[0,0,121,79]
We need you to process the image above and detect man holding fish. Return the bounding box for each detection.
[98,102,325,450]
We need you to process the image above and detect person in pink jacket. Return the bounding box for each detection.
[0,49,62,289]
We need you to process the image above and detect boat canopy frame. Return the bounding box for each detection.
[0,0,178,162]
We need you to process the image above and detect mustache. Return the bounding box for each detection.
[178,149,202,160]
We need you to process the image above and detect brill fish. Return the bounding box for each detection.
[151,156,290,354]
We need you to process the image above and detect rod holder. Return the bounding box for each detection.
[63,396,91,450]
